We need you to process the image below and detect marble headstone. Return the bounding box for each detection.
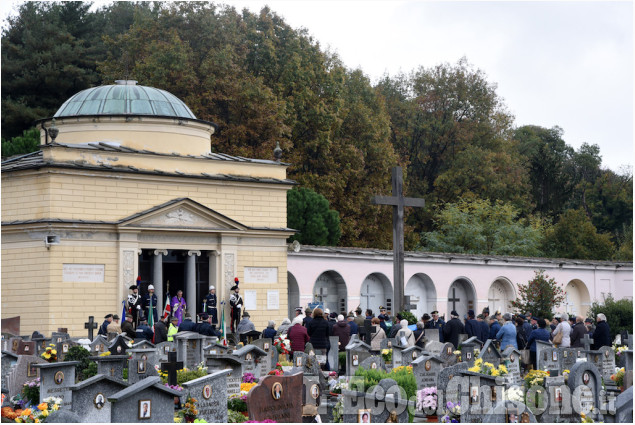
[90,335,109,355]
[69,374,127,422]
[36,361,79,410]
[127,348,159,385]
[90,354,128,382]
[536,340,559,371]
[480,339,503,367]
[567,361,603,421]
[181,370,229,423]
[6,355,46,399]
[108,376,182,423]
[108,335,130,356]
[246,372,303,423]
[502,347,523,387]
[232,345,267,378]
[175,331,206,370]
[412,355,444,390]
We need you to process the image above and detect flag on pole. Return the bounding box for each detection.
[162,293,171,320]
[148,297,154,328]
[220,300,227,346]
[121,300,126,322]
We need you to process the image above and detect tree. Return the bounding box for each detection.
[542,208,615,260]
[588,294,633,341]
[287,187,341,246]
[1,127,40,158]
[420,198,544,257]
[510,270,566,319]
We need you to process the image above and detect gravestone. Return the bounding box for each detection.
[462,336,484,349]
[328,336,340,371]
[84,316,98,340]
[232,344,267,378]
[252,338,274,375]
[536,340,559,372]
[154,341,175,363]
[51,332,70,344]
[181,370,229,423]
[401,345,425,365]
[345,337,373,376]
[108,335,129,356]
[16,341,36,356]
[174,331,206,370]
[598,346,617,387]
[559,347,579,373]
[389,338,407,368]
[90,354,128,382]
[483,400,537,423]
[202,341,229,357]
[425,341,457,367]
[6,354,46,399]
[160,351,183,386]
[358,355,385,373]
[8,337,22,354]
[615,386,633,423]
[31,336,52,356]
[502,347,523,387]
[131,340,155,350]
[412,355,443,389]
[425,328,441,343]
[461,340,477,366]
[69,374,127,423]
[459,371,501,423]
[302,375,322,417]
[480,339,503,367]
[127,348,159,385]
[54,339,78,362]
[437,362,468,406]
[457,333,468,347]
[35,361,79,410]
[567,361,603,421]
[90,335,109,355]
[1,351,19,392]
[539,375,577,423]
[341,377,412,423]
[379,337,397,350]
[108,376,182,423]
[293,351,321,377]
[246,372,303,422]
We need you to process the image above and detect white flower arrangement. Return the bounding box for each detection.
[505,386,525,402]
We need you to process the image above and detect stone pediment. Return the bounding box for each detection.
[119,198,247,231]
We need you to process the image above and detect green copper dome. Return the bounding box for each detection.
[54,80,196,119]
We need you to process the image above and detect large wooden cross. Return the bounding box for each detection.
[448,288,461,313]
[161,351,183,386]
[371,167,426,315]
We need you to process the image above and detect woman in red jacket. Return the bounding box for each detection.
[287,316,310,354]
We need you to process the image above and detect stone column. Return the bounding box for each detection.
[153,249,168,316]
[208,251,219,290]
[187,251,201,319]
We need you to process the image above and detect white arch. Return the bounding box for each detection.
[287,272,300,319]
[360,272,392,317]
[563,279,592,317]
[487,277,516,315]
[312,270,348,315]
[447,277,477,319]
[405,273,437,319]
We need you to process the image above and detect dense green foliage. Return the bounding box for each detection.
[62,345,97,381]
[354,366,417,421]
[589,294,633,340]
[1,127,39,158]
[398,311,417,326]
[287,187,341,246]
[1,1,631,260]
[510,270,566,319]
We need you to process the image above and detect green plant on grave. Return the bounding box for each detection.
[338,351,346,368]
[354,366,416,422]
[227,394,247,413]
[62,346,97,381]
[399,311,417,325]
[159,367,208,385]
[227,409,247,423]
[123,368,128,380]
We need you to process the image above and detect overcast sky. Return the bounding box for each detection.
[2,1,633,172]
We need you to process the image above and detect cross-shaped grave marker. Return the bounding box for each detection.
[161,351,183,386]
[621,331,632,350]
[371,166,426,314]
[582,333,594,351]
[362,319,377,347]
[448,288,460,312]
[84,316,97,340]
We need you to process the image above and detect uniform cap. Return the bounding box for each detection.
[231,285,238,291]
[209,286,215,290]
[113,314,119,320]
[148,285,155,290]
[104,314,113,319]
[431,310,439,315]
[129,285,138,290]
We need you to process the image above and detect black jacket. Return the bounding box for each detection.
[198,322,220,337]
[592,320,611,350]
[388,323,402,339]
[443,318,465,349]
[178,319,197,332]
[154,321,168,344]
[465,319,480,339]
[478,320,490,342]
[307,316,330,349]
[570,322,587,348]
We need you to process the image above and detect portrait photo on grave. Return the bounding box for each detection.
[209,349,217,355]
[164,346,170,355]
[353,355,359,366]
[425,360,432,371]
[117,346,122,354]
[311,384,320,400]
[54,371,64,385]
[95,344,101,352]
[371,362,378,370]
[62,344,69,354]
[12,340,18,351]
[388,341,392,348]
[470,386,479,404]
[138,359,146,374]
[24,345,30,353]
[507,407,519,423]
[57,337,62,343]
[467,352,472,360]
[296,357,303,367]
[139,400,151,419]
[510,353,515,363]
[94,393,105,409]
[203,384,212,400]
[246,353,252,361]
[358,409,371,423]
[583,372,590,385]
[413,352,418,359]
[264,343,270,350]
[27,362,37,378]
[555,388,562,404]
[552,351,558,362]
[272,382,283,400]
[491,387,497,402]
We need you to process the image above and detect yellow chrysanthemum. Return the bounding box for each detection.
[475,358,483,366]
[51,350,57,355]
[468,366,480,373]
[491,369,500,376]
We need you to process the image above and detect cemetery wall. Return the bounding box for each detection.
[1,172,51,220]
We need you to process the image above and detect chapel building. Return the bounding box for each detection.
[1,80,294,336]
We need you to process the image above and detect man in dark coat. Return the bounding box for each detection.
[198,314,221,337]
[388,315,403,339]
[142,285,158,325]
[178,314,197,332]
[127,285,143,327]
[477,314,490,342]
[591,313,611,349]
[136,319,154,342]
[203,285,218,325]
[121,315,136,339]
[570,316,587,348]
[443,310,465,348]
[307,308,331,369]
[347,314,359,335]
[520,314,533,340]
[154,316,168,344]
[229,283,243,333]
[465,310,480,339]
[331,315,351,351]
[98,314,113,336]
[303,307,313,328]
